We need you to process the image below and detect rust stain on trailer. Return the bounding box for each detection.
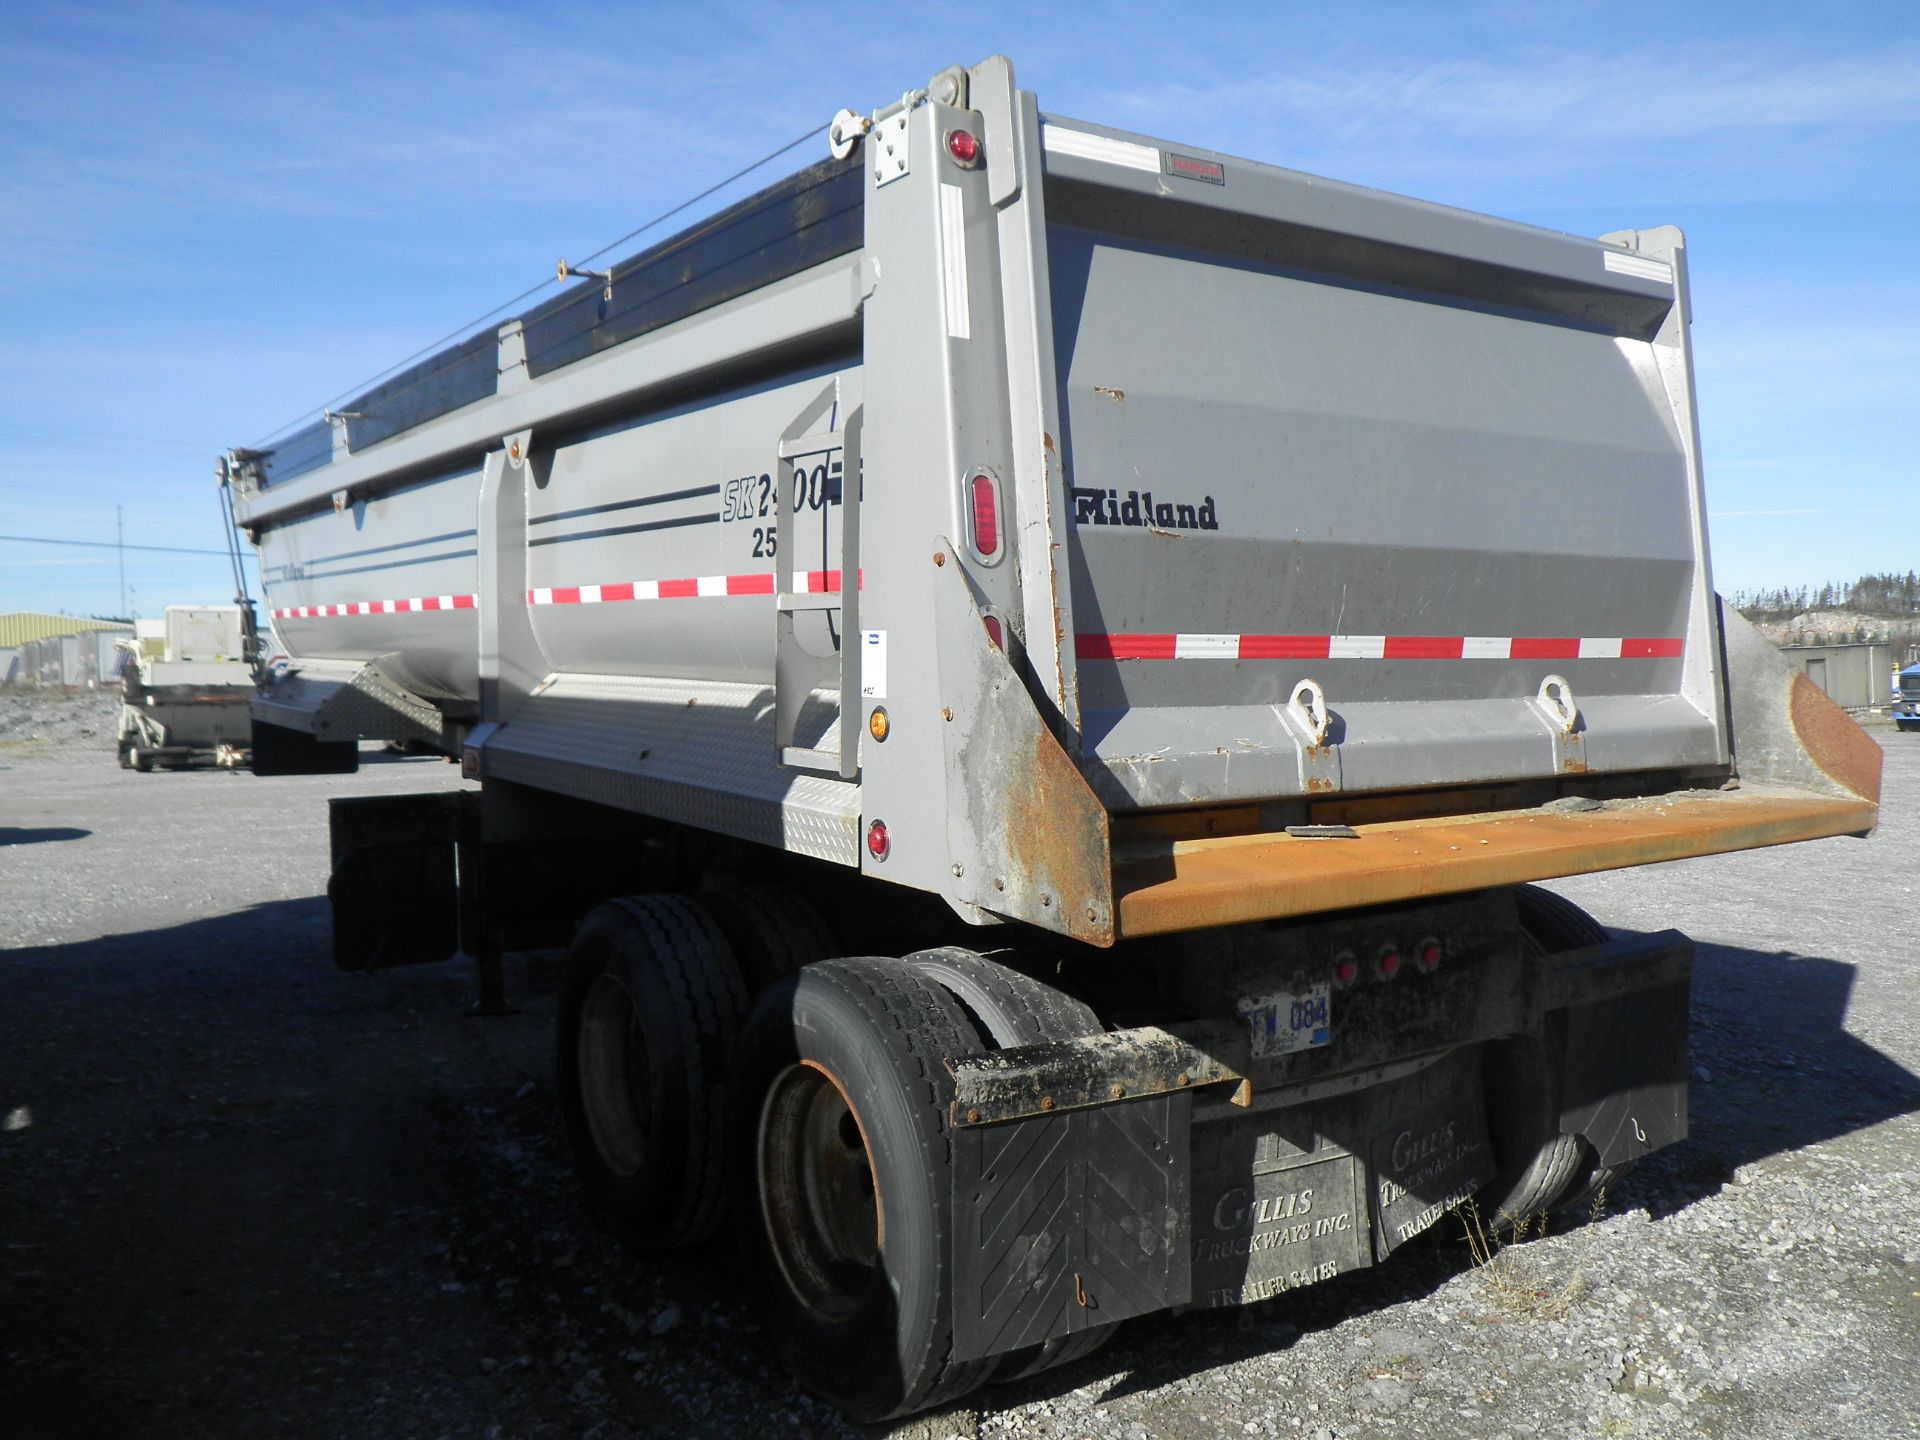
[1111,788,1880,938]
[1788,672,1883,802]
[1092,385,1126,402]
[1005,724,1115,947]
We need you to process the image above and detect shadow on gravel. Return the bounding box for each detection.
[0,826,91,846]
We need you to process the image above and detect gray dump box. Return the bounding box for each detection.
[227,55,1881,1421]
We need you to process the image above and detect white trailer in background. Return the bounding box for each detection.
[117,605,256,770]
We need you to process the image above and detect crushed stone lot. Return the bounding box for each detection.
[2,688,1916,1440]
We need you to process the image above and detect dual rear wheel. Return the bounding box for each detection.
[558,894,1108,1419]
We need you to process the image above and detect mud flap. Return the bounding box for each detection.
[949,1093,1191,1363]
[327,793,467,970]
[252,718,359,775]
[1558,977,1690,1168]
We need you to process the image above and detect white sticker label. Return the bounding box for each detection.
[861,629,887,700]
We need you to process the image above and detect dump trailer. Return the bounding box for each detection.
[116,605,256,770]
[224,56,1882,1421]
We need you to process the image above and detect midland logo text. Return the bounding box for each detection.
[1071,488,1221,532]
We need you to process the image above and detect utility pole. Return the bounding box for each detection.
[117,505,127,619]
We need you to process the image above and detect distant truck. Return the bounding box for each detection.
[1898,663,1920,731]
[116,605,256,770]
[223,56,1881,1421]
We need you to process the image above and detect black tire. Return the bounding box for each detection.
[697,884,840,992]
[1476,1011,1584,1233]
[733,958,995,1421]
[556,895,749,1251]
[1483,887,1635,1225]
[902,947,1123,1383]
[116,739,134,770]
[903,946,1102,1048]
[1514,885,1608,950]
[132,749,153,773]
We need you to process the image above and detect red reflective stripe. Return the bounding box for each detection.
[1384,635,1465,659]
[452,594,477,609]
[728,573,775,595]
[1509,637,1580,659]
[1077,633,1177,660]
[599,582,636,603]
[656,577,698,598]
[1237,634,1332,660]
[1623,637,1684,658]
[550,586,581,606]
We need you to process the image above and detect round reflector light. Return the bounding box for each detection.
[1377,947,1402,980]
[1416,939,1442,972]
[866,818,890,860]
[1333,953,1360,987]
[946,128,982,167]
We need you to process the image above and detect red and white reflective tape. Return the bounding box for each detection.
[528,569,853,606]
[1076,633,1684,661]
[272,595,476,619]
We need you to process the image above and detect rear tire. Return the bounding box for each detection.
[697,884,839,992]
[733,958,995,1421]
[903,947,1125,1381]
[556,896,749,1251]
[1480,886,1635,1228]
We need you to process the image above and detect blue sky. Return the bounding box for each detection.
[3,0,1915,618]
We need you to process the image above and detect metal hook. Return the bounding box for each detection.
[557,259,613,303]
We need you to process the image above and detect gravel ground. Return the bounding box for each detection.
[1,690,1915,1440]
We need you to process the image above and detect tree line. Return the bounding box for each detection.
[1731,571,1920,620]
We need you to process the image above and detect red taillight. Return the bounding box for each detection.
[1377,947,1402,980]
[1333,953,1360,987]
[1416,939,1442,973]
[970,473,999,556]
[946,128,982,167]
[866,819,890,860]
[983,615,1003,649]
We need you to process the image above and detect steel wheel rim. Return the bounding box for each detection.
[578,973,651,1178]
[758,1061,880,1320]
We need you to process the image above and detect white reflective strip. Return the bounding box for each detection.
[792,571,814,594]
[696,575,727,597]
[407,597,422,611]
[634,579,659,600]
[531,587,553,606]
[1174,633,1239,659]
[1329,634,1386,659]
[1603,249,1673,284]
[1579,636,1623,659]
[939,183,971,341]
[439,595,455,609]
[1041,122,1161,173]
[1462,636,1512,659]
[580,584,602,604]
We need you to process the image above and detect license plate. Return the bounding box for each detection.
[1237,983,1331,1059]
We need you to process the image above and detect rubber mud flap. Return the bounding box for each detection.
[1559,978,1690,1169]
[950,1093,1190,1362]
[250,719,358,775]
